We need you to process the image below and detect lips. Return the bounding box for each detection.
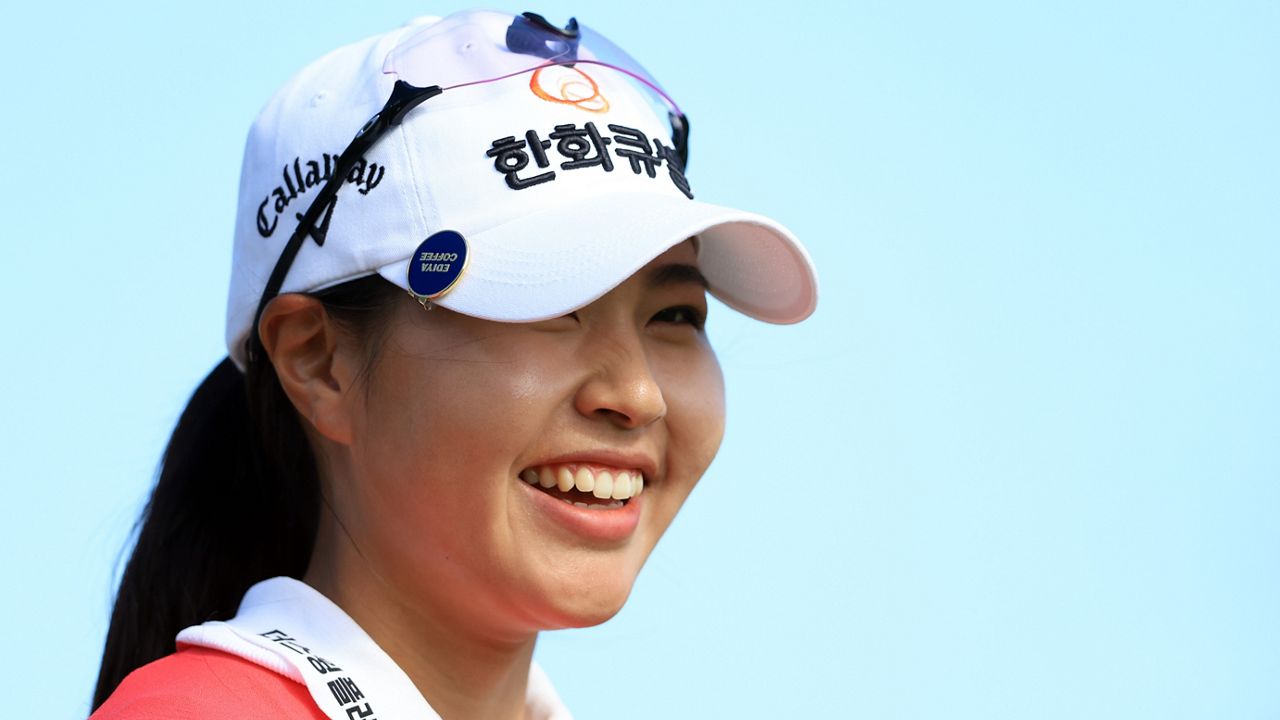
[515,459,650,541]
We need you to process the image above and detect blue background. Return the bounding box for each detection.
[2,1,1277,717]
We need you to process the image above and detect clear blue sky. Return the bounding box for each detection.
[2,1,1277,718]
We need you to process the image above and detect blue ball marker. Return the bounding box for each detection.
[407,230,468,299]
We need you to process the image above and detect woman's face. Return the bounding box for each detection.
[320,241,725,638]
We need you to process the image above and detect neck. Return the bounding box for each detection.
[305,512,537,720]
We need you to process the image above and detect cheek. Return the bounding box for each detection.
[343,337,577,570]
[363,333,574,467]
[676,354,727,462]
[652,347,726,518]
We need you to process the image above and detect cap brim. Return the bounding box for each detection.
[378,190,818,325]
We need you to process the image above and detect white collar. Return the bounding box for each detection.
[176,577,571,720]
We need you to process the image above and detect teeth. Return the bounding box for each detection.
[573,500,623,510]
[592,471,613,499]
[556,467,575,492]
[612,471,631,500]
[522,464,646,501]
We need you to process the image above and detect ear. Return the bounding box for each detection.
[258,294,359,445]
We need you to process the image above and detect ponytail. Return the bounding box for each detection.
[92,276,400,709]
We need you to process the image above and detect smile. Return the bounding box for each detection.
[519,464,646,509]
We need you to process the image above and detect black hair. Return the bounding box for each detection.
[91,275,403,710]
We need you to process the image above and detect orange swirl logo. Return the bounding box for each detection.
[529,65,610,113]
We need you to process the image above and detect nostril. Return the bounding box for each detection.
[594,402,665,429]
[594,407,633,425]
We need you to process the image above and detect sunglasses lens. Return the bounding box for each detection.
[382,10,682,117]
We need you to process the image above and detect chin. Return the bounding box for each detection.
[530,568,639,630]
[546,596,629,630]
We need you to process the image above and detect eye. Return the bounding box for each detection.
[650,305,706,330]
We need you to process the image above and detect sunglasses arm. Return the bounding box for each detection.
[247,81,444,361]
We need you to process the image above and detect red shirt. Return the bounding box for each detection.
[92,647,326,719]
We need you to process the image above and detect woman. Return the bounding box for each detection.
[92,9,817,719]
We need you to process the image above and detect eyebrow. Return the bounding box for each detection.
[646,263,710,290]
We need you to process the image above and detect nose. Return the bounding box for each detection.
[573,331,667,430]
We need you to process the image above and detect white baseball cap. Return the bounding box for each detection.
[227,10,818,368]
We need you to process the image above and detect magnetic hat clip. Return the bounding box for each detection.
[407,230,469,301]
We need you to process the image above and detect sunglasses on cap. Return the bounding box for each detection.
[248,10,689,361]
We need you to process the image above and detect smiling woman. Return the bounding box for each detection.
[90,9,816,720]
[295,242,725,637]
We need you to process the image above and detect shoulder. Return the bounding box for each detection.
[92,646,326,720]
